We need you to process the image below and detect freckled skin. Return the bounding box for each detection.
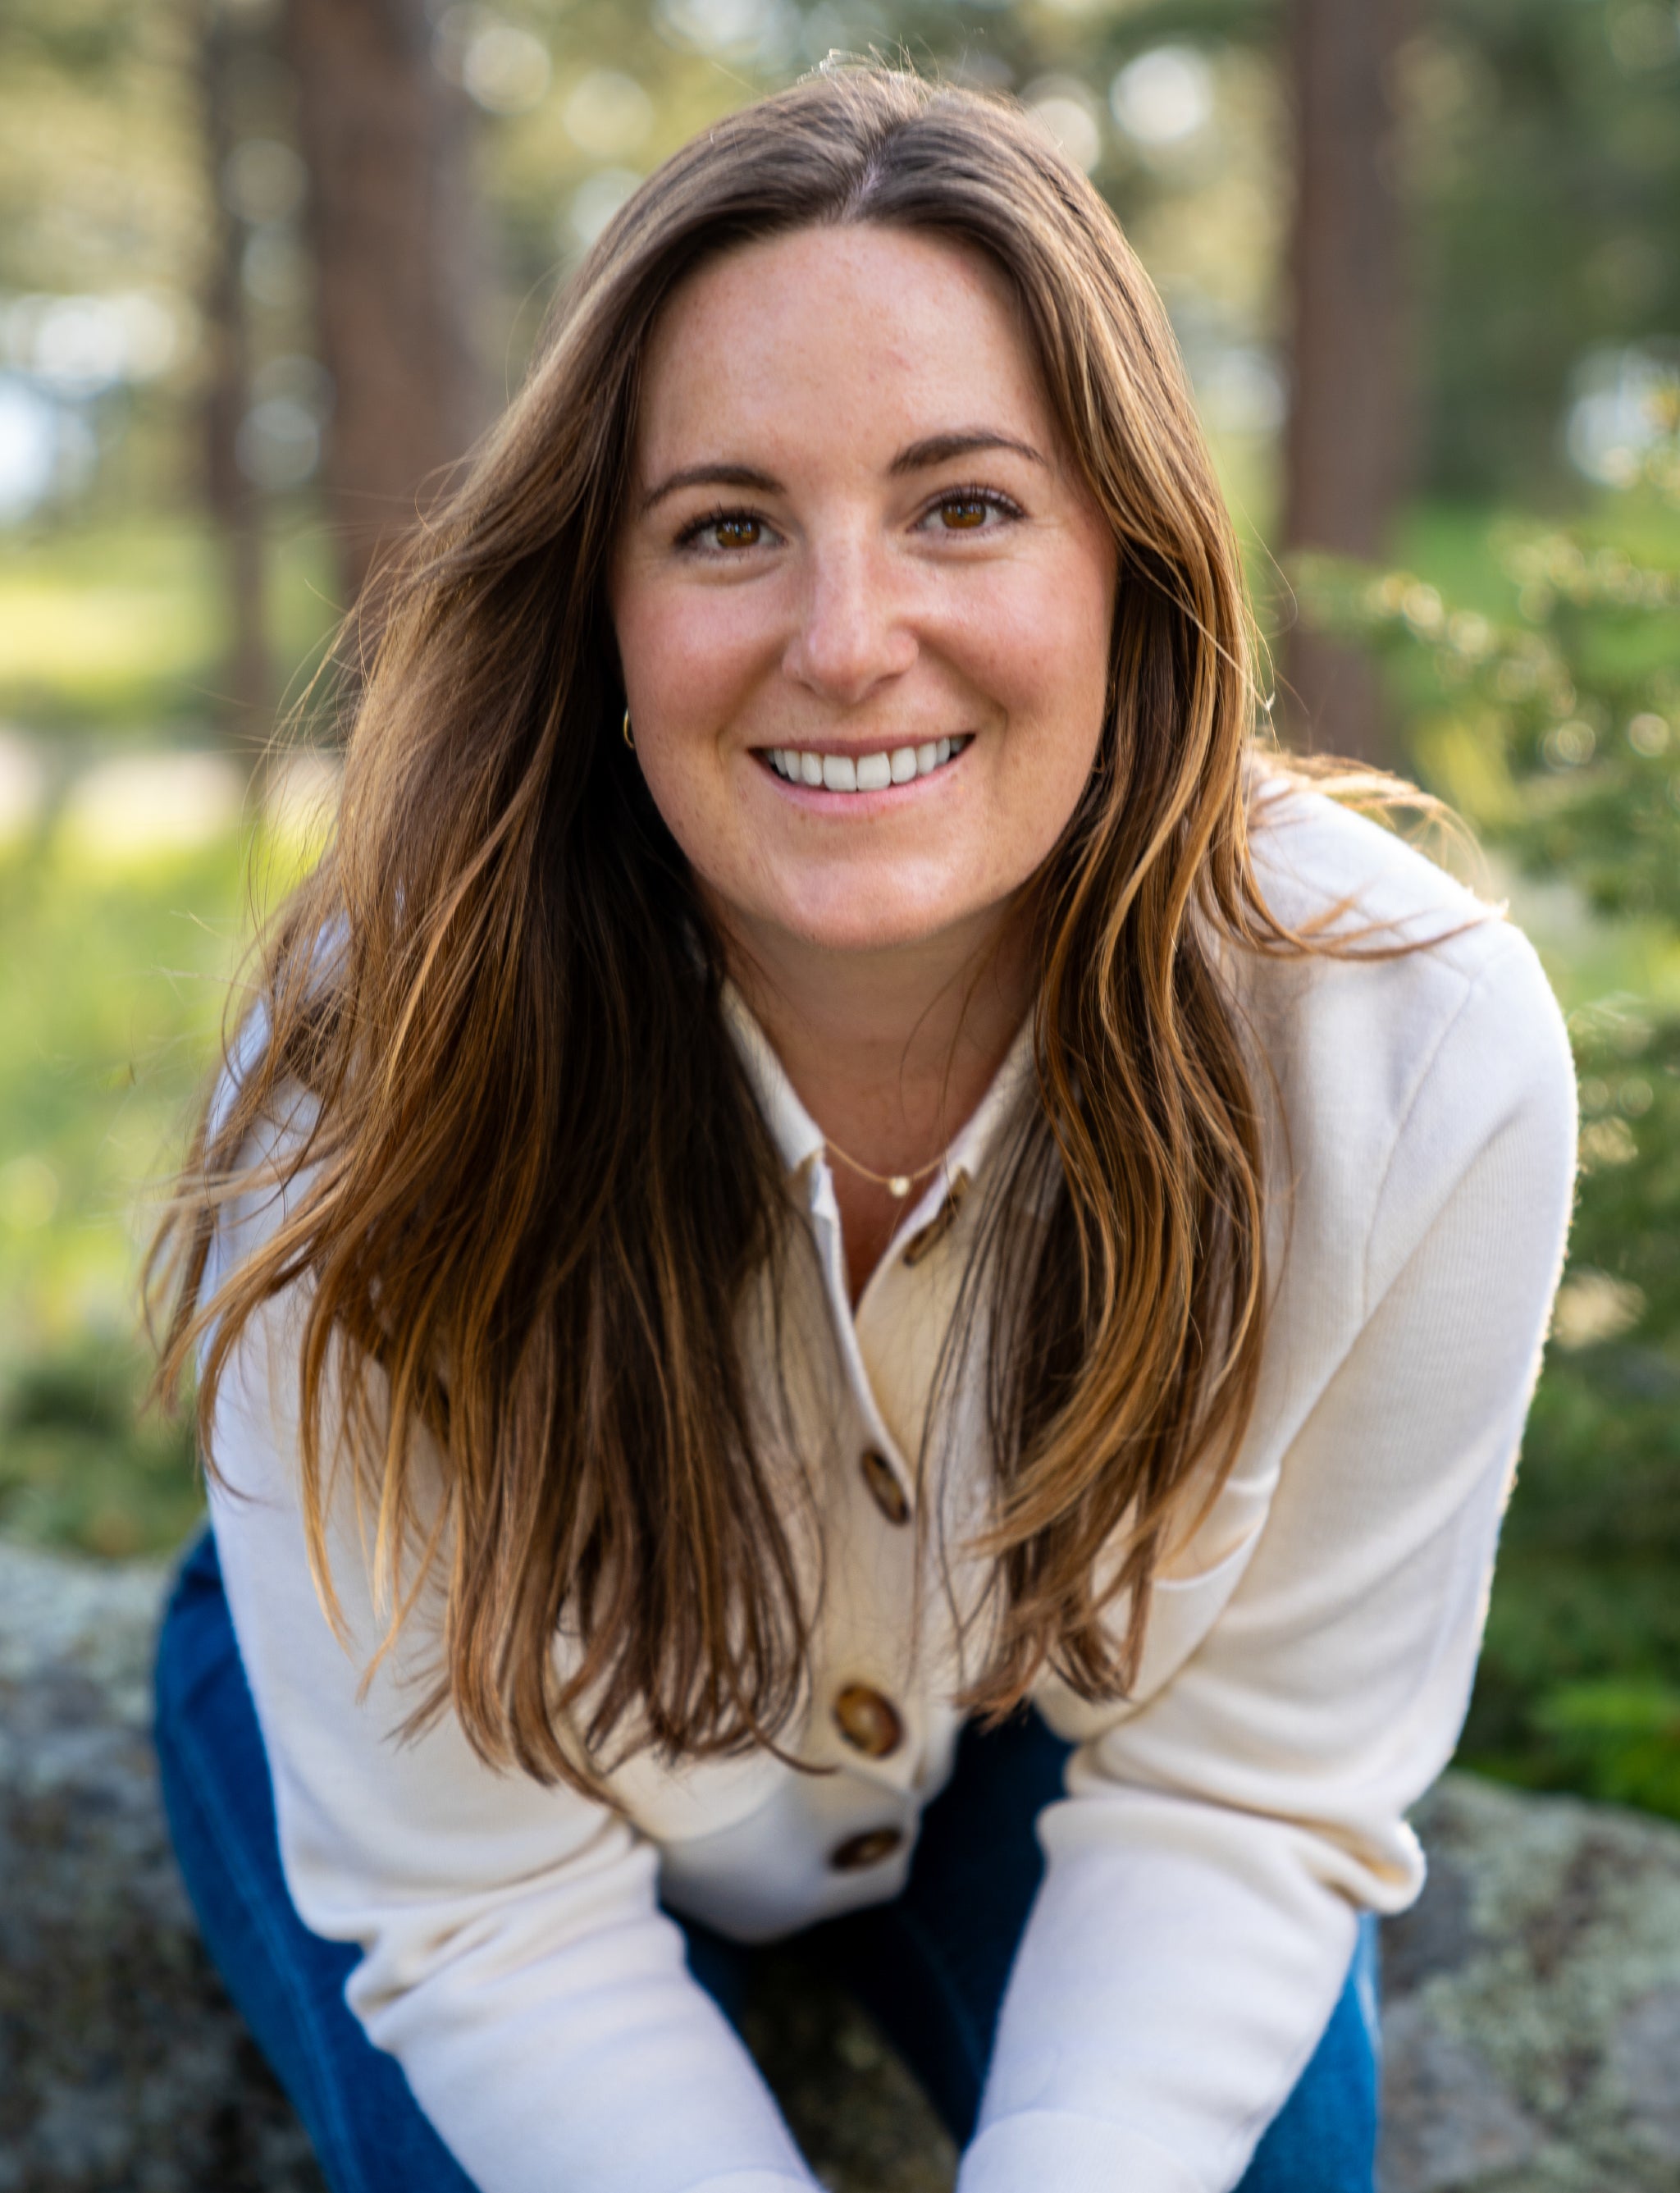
[607,224,1120,964]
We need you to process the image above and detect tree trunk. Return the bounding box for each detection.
[282,0,491,615]
[199,0,272,751]
[1281,0,1413,767]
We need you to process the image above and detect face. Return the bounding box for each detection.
[608,223,1119,967]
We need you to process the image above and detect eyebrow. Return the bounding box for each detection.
[890,430,1048,477]
[637,430,1048,515]
[638,462,781,515]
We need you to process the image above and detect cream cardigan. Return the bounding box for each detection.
[204,785,1577,2193]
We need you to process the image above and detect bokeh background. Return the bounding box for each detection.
[1,0,1677,1821]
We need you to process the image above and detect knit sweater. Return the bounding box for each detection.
[203,784,1577,2193]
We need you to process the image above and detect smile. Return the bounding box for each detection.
[760,736,972,793]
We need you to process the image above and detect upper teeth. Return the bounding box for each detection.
[765,737,968,792]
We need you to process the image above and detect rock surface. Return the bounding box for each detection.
[1377,1774,1680,2193]
[3,1537,1679,2193]
[0,1544,323,2193]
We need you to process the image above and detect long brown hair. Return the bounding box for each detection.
[152,64,1376,1790]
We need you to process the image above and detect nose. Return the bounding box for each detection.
[782,532,918,708]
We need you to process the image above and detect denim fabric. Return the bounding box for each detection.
[154,1527,1378,2193]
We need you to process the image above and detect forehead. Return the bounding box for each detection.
[632,223,1057,473]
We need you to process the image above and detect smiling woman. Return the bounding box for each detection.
[146,63,1575,2193]
[609,221,1120,1292]
[612,228,1114,946]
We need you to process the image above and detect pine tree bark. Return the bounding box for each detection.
[282,0,491,614]
[1281,0,1413,766]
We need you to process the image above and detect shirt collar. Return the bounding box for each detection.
[719,979,1039,1204]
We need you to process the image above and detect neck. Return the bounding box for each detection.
[713,897,1035,1178]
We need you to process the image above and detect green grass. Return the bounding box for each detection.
[0,509,340,1557]
[0,817,253,1556]
[0,510,341,737]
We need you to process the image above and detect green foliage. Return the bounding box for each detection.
[1297,456,1680,1821]
[0,1332,199,1558]
[1532,1679,1680,1816]
[1296,491,1680,926]
[1567,1003,1680,1341]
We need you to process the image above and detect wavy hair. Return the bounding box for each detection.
[152,64,1396,1789]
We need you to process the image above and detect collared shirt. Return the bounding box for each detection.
[619,987,1040,1936]
[207,787,1577,2193]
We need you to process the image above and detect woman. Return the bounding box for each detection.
[150,64,1576,2193]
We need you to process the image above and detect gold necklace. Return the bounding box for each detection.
[822,1135,949,1201]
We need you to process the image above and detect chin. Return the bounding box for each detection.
[771,886,989,957]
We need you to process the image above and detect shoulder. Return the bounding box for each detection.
[1232,781,1576,1311]
[1249,774,1508,963]
[204,1066,325,1300]
[1240,777,1572,1097]
[202,920,349,1282]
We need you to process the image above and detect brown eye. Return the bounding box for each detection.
[713,515,761,549]
[939,498,989,531]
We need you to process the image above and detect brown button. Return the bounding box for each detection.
[829,1826,904,1871]
[833,1683,904,1760]
[861,1447,911,1526]
[902,1167,971,1266]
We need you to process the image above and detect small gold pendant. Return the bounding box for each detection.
[888,1175,911,1198]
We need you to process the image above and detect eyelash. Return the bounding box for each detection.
[672,505,769,554]
[923,484,1025,532]
[672,483,1025,554]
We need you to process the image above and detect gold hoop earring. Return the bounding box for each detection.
[621,708,635,751]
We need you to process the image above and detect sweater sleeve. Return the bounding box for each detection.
[961,929,1578,2193]
[203,1145,819,2193]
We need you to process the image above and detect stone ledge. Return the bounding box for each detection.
[3,1538,1678,2193]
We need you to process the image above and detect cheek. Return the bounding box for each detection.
[956,555,1113,732]
[618,581,774,738]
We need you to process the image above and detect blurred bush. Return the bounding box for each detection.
[1295,427,1680,1819]
[0,1333,199,1557]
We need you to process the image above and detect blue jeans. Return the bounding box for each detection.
[153,1527,1379,2193]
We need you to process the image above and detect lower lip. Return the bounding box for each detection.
[753,742,971,811]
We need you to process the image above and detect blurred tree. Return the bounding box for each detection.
[0,3,195,299]
[1281,0,1413,765]
[1408,0,1680,505]
[198,0,272,743]
[282,0,493,614]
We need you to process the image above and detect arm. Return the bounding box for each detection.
[205,1152,818,2193]
[962,931,1577,2193]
